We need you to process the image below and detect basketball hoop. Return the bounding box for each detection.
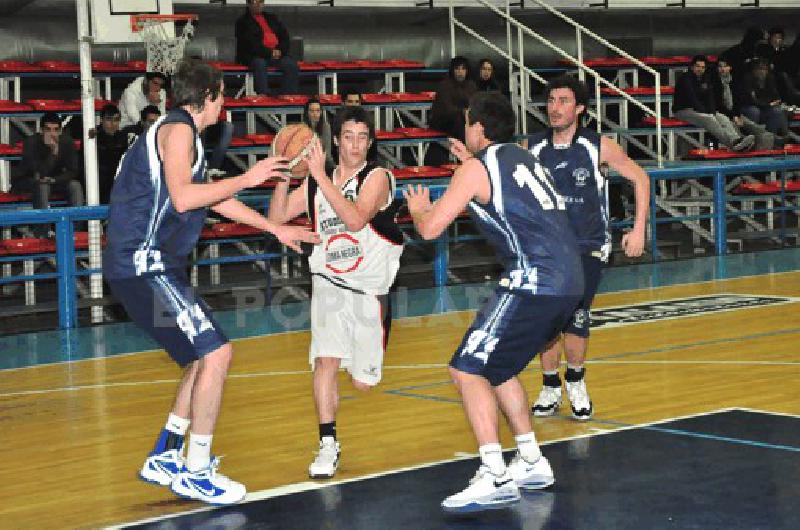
[132,14,198,75]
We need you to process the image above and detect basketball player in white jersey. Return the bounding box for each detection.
[268,106,403,479]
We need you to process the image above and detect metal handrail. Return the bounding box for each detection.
[449,0,664,167]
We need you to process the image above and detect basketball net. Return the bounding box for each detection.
[136,18,195,75]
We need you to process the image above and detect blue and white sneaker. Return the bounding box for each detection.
[170,457,246,505]
[508,453,555,490]
[139,449,183,486]
[441,465,520,513]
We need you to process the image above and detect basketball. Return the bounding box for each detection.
[272,123,315,177]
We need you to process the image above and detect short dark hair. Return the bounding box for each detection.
[100,104,120,119]
[342,91,361,102]
[171,58,223,112]
[691,55,707,66]
[41,112,61,127]
[448,56,471,80]
[333,105,375,141]
[466,92,515,143]
[545,75,589,108]
[768,26,784,37]
[140,105,161,121]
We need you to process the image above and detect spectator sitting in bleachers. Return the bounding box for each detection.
[737,57,796,142]
[720,27,766,86]
[95,104,128,203]
[342,92,361,107]
[303,97,334,171]
[712,58,775,149]
[429,56,477,141]
[235,0,299,96]
[756,27,788,72]
[119,72,167,129]
[476,58,502,93]
[674,55,754,152]
[121,105,161,146]
[12,112,84,229]
[772,30,800,106]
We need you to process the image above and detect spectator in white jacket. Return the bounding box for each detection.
[119,72,168,128]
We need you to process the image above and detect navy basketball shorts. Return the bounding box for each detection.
[450,289,582,386]
[108,270,228,367]
[563,254,604,338]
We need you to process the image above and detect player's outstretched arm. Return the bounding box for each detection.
[212,197,320,253]
[160,123,288,213]
[600,136,650,257]
[404,157,487,240]
[306,136,389,232]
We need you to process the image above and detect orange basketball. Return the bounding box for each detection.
[272,123,315,177]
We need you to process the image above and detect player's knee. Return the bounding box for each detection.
[448,366,464,390]
[314,357,340,373]
[204,343,233,371]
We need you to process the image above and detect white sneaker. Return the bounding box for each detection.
[170,457,246,505]
[441,465,520,514]
[508,453,555,490]
[531,385,562,417]
[566,379,593,420]
[139,448,183,486]
[309,437,340,479]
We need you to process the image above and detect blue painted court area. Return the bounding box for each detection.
[2,247,799,371]
[125,409,800,529]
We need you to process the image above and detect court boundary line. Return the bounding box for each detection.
[3,269,800,374]
[108,407,740,529]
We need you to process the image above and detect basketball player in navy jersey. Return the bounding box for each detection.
[268,106,403,480]
[526,75,649,420]
[405,92,583,513]
[104,58,318,505]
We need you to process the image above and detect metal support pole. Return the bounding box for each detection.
[713,170,727,255]
[56,215,77,329]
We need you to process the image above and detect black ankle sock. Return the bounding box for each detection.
[565,367,585,382]
[319,422,336,440]
[543,372,562,387]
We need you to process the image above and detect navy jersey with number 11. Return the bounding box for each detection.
[469,143,583,297]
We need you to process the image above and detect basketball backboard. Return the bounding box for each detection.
[90,0,175,44]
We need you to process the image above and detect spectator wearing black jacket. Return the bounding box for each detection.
[673,55,754,151]
[476,59,503,93]
[95,104,128,203]
[738,57,791,139]
[12,112,84,213]
[235,0,299,96]
[720,27,766,85]
[429,56,477,141]
[711,59,775,149]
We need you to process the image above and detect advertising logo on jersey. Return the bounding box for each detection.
[573,167,590,187]
[325,232,364,274]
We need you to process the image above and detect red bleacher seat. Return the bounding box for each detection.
[200,223,264,240]
[733,182,784,194]
[73,231,106,250]
[375,130,406,140]
[384,59,426,69]
[277,95,310,105]
[0,100,34,112]
[641,116,692,127]
[243,133,274,145]
[317,94,342,105]
[392,166,453,180]
[394,127,447,138]
[229,136,254,147]
[361,93,396,104]
[27,99,81,112]
[318,60,361,70]
[0,143,23,156]
[792,113,800,121]
[0,192,29,203]
[784,144,800,154]
[298,62,324,71]
[91,61,131,72]
[224,95,284,108]
[35,60,80,72]
[0,238,56,255]
[601,86,675,96]
[207,61,249,72]
[126,60,147,71]
[391,92,435,103]
[687,147,793,160]
[0,60,43,72]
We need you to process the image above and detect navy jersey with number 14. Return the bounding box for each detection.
[469,143,583,297]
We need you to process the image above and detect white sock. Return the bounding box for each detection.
[515,432,542,463]
[478,443,506,476]
[166,413,190,435]
[186,433,213,472]
[567,364,584,372]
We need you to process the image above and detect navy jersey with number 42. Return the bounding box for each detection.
[469,143,583,296]
[104,108,207,279]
